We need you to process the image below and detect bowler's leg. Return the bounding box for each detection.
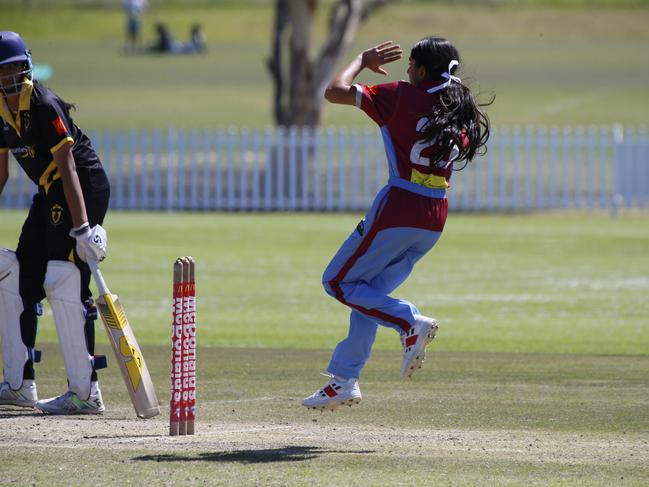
[327,310,378,380]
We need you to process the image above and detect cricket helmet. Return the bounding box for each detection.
[0,31,33,95]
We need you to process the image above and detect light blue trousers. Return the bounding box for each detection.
[322,185,442,379]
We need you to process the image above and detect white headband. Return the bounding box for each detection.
[427,60,461,94]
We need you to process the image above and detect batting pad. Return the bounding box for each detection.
[0,249,29,389]
[44,260,93,400]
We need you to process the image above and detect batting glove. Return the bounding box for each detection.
[70,223,108,262]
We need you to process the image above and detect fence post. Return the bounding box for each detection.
[313,126,322,211]
[189,129,198,211]
[586,126,596,209]
[337,126,348,211]
[201,128,211,211]
[251,128,260,211]
[264,127,272,211]
[561,126,571,209]
[325,126,335,211]
[499,126,509,211]
[152,129,161,210]
[350,127,359,211]
[535,126,545,210]
[288,125,297,211]
[485,126,495,211]
[610,123,624,216]
[129,129,138,210]
[239,128,249,211]
[598,125,608,210]
[116,130,125,210]
[226,127,235,211]
[301,126,311,211]
[362,127,372,208]
[639,126,649,208]
[177,129,186,211]
[166,127,175,212]
[140,129,149,210]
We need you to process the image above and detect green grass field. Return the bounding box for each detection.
[2,3,649,128]
[1,210,647,354]
[1,2,649,484]
[0,211,648,485]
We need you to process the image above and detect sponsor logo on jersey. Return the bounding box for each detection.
[10,145,36,159]
[356,219,365,236]
[50,204,64,226]
[52,116,68,136]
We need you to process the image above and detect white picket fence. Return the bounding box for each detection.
[2,125,648,212]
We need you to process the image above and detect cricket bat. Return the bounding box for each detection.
[88,259,161,419]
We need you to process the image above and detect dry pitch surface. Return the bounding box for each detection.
[1,410,648,487]
[2,413,647,465]
[1,348,648,485]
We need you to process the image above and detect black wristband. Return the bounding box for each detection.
[70,222,90,237]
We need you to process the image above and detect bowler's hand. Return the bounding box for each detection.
[361,41,403,76]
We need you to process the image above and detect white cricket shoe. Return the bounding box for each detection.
[400,315,438,378]
[36,381,105,415]
[0,380,38,407]
[302,375,362,411]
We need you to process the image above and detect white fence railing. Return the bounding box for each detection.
[2,125,648,212]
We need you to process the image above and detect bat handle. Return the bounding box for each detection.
[87,258,110,296]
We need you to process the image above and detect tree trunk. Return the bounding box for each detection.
[287,0,318,126]
[266,0,396,205]
[268,0,396,128]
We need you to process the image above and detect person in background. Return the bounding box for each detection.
[123,0,149,52]
[149,22,181,54]
[182,24,206,54]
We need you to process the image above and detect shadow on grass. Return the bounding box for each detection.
[133,446,375,463]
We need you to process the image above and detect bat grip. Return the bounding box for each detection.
[87,258,110,296]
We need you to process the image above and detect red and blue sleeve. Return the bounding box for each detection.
[352,82,401,126]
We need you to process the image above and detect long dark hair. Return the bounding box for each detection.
[410,36,492,169]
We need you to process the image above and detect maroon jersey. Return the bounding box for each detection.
[353,80,458,188]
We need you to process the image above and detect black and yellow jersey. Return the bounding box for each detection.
[0,80,105,194]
